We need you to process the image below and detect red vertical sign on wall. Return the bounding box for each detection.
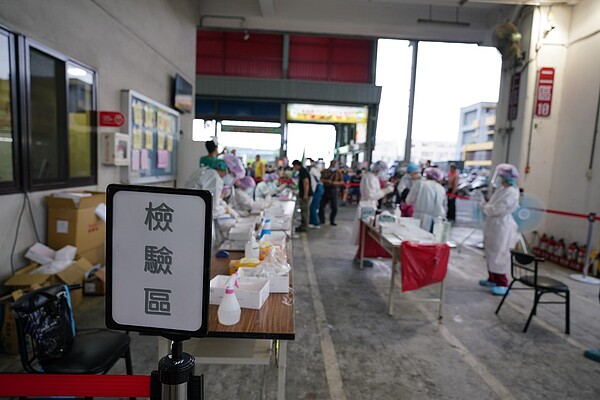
[535,67,555,117]
[508,72,521,121]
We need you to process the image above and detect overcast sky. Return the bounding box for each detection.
[376,39,502,157]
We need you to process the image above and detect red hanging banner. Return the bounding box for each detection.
[535,67,555,117]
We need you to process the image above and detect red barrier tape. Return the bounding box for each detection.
[0,374,150,397]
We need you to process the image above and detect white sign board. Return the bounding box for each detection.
[106,184,212,337]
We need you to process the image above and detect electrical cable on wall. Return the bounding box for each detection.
[9,192,41,274]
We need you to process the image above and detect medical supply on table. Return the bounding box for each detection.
[245,233,260,259]
[393,204,402,220]
[260,218,272,238]
[433,217,451,243]
[228,257,261,275]
[217,274,241,325]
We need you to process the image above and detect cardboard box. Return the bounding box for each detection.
[78,244,105,266]
[209,275,269,310]
[4,258,94,308]
[46,191,106,253]
[237,267,289,293]
[84,266,106,296]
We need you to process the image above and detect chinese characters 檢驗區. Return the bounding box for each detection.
[143,201,175,316]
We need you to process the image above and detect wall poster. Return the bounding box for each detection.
[121,90,179,184]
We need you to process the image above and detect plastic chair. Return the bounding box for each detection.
[11,284,133,376]
[495,250,570,334]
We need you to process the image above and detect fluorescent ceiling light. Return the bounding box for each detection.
[221,120,281,128]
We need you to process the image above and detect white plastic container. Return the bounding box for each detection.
[217,287,241,325]
[210,275,270,309]
[244,233,260,259]
[393,204,402,220]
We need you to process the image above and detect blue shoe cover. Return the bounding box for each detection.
[584,349,600,362]
[491,286,509,296]
[479,279,496,287]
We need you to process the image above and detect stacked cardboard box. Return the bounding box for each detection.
[4,258,94,308]
[46,191,106,265]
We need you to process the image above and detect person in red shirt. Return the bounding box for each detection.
[446,163,459,222]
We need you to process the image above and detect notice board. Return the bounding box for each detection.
[121,90,180,184]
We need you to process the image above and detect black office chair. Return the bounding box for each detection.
[495,250,570,334]
[11,284,133,375]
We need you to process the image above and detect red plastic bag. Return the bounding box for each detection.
[400,203,414,217]
[354,221,391,259]
[400,241,450,292]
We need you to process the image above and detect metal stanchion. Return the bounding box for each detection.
[570,213,600,285]
[151,337,204,400]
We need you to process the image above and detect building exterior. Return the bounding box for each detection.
[411,140,457,165]
[457,102,496,168]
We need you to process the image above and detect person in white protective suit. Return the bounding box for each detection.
[479,163,520,296]
[230,176,256,213]
[351,161,394,266]
[184,158,227,213]
[396,162,420,203]
[254,172,282,202]
[405,167,447,232]
[221,153,246,202]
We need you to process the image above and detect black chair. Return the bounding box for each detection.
[11,284,133,375]
[495,250,570,334]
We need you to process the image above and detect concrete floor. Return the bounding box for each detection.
[2,204,600,399]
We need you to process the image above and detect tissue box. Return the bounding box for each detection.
[237,267,289,293]
[209,275,269,309]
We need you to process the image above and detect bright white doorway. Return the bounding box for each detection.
[286,123,336,163]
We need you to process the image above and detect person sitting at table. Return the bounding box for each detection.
[185,158,228,218]
[406,167,447,232]
[229,176,256,215]
[255,172,283,202]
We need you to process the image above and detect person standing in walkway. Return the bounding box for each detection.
[351,161,394,245]
[319,160,344,226]
[446,163,459,222]
[308,159,324,229]
[254,154,266,180]
[292,159,312,232]
[406,167,447,232]
[479,163,520,296]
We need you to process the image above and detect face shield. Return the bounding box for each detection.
[492,163,519,187]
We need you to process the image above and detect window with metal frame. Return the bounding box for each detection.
[0,28,97,195]
[25,39,97,191]
[0,27,20,194]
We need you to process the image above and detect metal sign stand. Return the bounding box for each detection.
[151,336,203,400]
[570,213,600,285]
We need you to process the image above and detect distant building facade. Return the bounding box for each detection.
[411,140,456,165]
[457,102,496,168]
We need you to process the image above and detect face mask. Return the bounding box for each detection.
[378,171,389,179]
[493,176,503,188]
[399,167,407,174]
[330,167,337,171]
[222,174,234,188]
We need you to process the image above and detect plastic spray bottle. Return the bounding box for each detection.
[260,218,272,238]
[393,204,402,221]
[245,232,259,259]
[218,274,241,326]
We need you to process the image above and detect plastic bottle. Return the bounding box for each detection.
[260,218,272,238]
[433,216,445,243]
[245,233,260,259]
[217,275,241,326]
[393,204,402,221]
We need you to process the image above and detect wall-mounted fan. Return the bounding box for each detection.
[493,21,523,62]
